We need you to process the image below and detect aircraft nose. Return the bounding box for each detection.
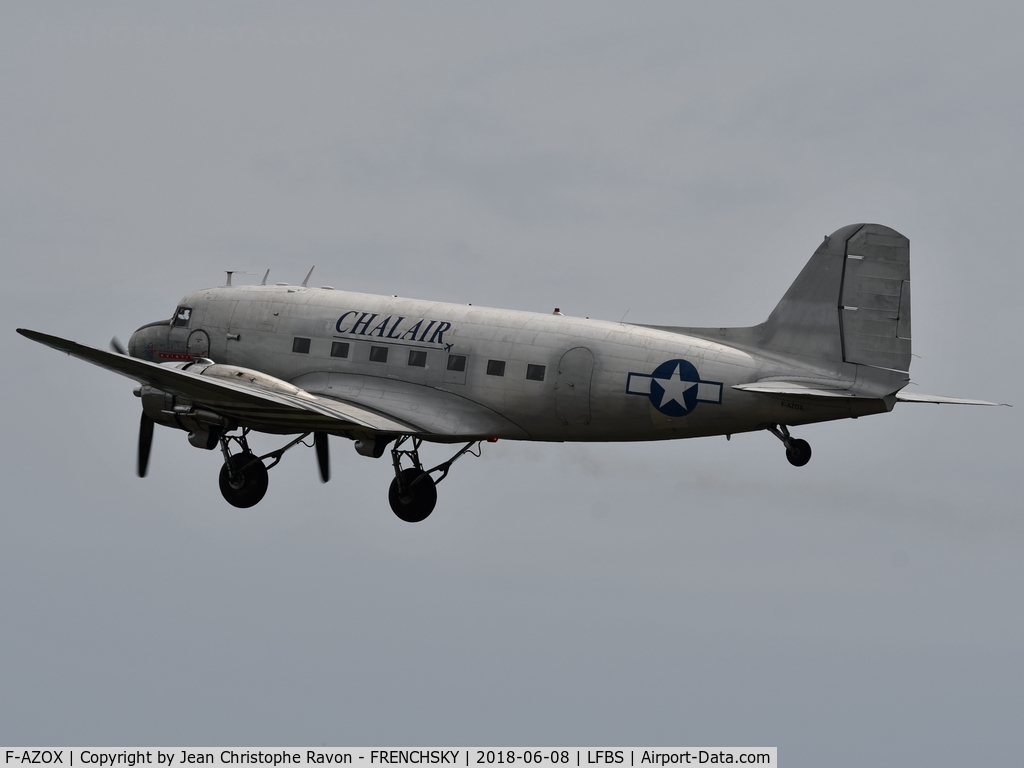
[128,329,141,358]
[128,319,171,360]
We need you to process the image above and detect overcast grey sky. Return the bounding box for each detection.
[2,3,1022,764]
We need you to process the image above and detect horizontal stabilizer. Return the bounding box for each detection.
[895,392,1008,406]
[732,381,865,399]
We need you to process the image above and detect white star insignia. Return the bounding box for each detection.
[653,363,698,411]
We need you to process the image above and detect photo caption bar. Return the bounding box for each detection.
[1,749,776,767]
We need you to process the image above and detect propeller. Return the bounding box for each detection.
[314,432,330,483]
[138,412,154,478]
[110,337,127,355]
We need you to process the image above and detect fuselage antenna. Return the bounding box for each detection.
[227,270,263,287]
[261,269,270,286]
[301,266,315,287]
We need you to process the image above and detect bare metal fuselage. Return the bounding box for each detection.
[128,284,888,444]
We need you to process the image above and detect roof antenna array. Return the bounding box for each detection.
[301,266,315,287]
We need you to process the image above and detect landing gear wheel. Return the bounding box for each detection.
[388,468,437,523]
[786,438,812,467]
[218,452,269,508]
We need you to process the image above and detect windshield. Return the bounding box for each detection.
[172,306,192,327]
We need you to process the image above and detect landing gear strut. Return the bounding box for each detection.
[216,429,317,508]
[388,436,483,522]
[768,424,812,467]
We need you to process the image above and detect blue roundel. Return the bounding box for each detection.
[648,358,701,417]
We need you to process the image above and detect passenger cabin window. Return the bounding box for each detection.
[172,307,192,327]
[526,364,546,381]
[408,350,427,367]
[369,346,389,363]
[292,337,311,354]
[330,341,350,358]
[486,359,506,377]
[447,354,467,372]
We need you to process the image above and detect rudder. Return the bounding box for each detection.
[839,224,911,371]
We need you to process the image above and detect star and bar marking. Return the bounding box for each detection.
[626,359,723,417]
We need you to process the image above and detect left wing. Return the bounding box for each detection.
[17,328,420,434]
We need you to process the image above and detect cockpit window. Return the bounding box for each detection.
[173,307,192,327]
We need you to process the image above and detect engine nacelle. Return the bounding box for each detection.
[136,360,306,451]
[138,362,236,450]
[138,385,227,451]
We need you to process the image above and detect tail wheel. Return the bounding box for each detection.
[388,468,437,522]
[786,438,812,467]
[219,452,269,508]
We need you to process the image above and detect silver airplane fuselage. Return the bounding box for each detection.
[127,283,887,445]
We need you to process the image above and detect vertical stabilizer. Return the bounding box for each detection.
[761,223,911,372]
[759,224,858,363]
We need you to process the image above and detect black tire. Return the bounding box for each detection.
[786,438,812,467]
[388,468,437,522]
[218,452,269,508]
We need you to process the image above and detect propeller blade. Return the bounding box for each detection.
[138,412,154,478]
[110,337,126,355]
[315,431,330,483]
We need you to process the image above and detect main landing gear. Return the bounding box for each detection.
[388,436,483,522]
[767,424,812,467]
[217,429,325,508]
[218,450,269,508]
[212,427,480,518]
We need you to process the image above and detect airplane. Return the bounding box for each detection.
[17,223,1005,522]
